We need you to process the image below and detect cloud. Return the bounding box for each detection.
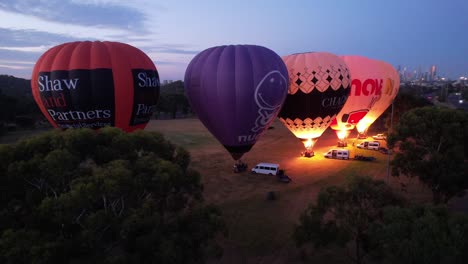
[0,45,50,53]
[0,0,146,30]
[0,28,77,47]
[0,58,35,71]
[157,48,199,55]
[0,64,31,70]
[0,1,195,80]
[0,9,134,40]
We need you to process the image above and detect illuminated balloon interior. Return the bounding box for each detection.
[336,129,351,141]
[300,137,318,150]
[356,121,370,134]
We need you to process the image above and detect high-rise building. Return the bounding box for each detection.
[430,65,437,81]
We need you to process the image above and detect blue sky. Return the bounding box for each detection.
[1,0,467,81]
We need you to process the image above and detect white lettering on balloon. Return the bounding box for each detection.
[238,70,287,143]
[37,72,112,124]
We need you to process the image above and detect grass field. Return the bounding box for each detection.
[145,118,433,263]
[2,118,433,263]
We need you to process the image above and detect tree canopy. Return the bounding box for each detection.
[388,106,468,204]
[0,127,225,264]
[294,176,404,264]
[383,91,433,132]
[369,205,468,264]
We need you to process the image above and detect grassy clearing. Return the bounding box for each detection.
[216,163,376,257]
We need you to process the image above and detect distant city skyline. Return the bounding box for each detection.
[1,0,467,81]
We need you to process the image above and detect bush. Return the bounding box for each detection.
[0,127,225,264]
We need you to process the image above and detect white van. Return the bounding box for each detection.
[251,163,280,175]
[324,149,350,160]
[356,141,380,150]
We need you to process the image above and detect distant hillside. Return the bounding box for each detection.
[161,80,185,94]
[0,75,31,97]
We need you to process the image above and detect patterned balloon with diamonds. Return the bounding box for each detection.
[278,52,351,149]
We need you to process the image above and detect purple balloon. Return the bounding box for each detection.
[185,45,288,160]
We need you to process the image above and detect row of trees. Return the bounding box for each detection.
[0,76,192,136]
[0,88,40,132]
[295,105,468,263]
[0,128,225,263]
[295,176,468,264]
[156,81,191,119]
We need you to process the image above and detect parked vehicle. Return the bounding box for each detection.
[301,149,314,158]
[251,163,280,175]
[357,133,368,139]
[337,140,347,147]
[354,155,376,161]
[324,149,350,160]
[372,133,386,140]
[378,147,392,154]
[277,169,292,183]
[233,161,248,173]
[356,141,380,150]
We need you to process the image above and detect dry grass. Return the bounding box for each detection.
[145,118,433,263]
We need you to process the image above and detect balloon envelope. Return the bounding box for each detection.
[355,60,400,133]
[330,55,384,133]
[184,45,288,160]
[31,41,160,132]
[278,52,351,149]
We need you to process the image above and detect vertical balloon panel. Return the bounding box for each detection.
[355,60,400,134]
[31,41,160,132]
[278,52,351,150]
[330,56,386,139]
[184,45,288,160]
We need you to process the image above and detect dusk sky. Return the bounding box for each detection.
[1,0,467,81]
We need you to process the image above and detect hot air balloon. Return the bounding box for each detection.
[355,60,400,137]
[184,45,288,161]
[330,56,384,144]
[31,41,160,132]
[278,52,351,156]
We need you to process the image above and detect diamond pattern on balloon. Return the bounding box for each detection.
[288,69,300,94]
[289,60,351,94]
[330,77,342,90]
[295,78,303,86]
[313,117,323,125]
[303,118,313,125]
[294,118,303,125]
[286,118,295,126]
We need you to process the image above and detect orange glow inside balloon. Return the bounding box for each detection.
[336,129,351,140]
[301,137,318,150]
[356,122,370,134]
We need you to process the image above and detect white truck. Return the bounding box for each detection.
[324,149,350,160]
[251,163,280,175]
[356,141,380,150]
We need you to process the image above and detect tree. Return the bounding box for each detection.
[0,89,18,123]
[382,91,432,133]
[0,128,225,263]
[156,81,191,119]
[388,106,468,204]
[294,176,404,264]
[0,76,44,132]
[369,205,468,264]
